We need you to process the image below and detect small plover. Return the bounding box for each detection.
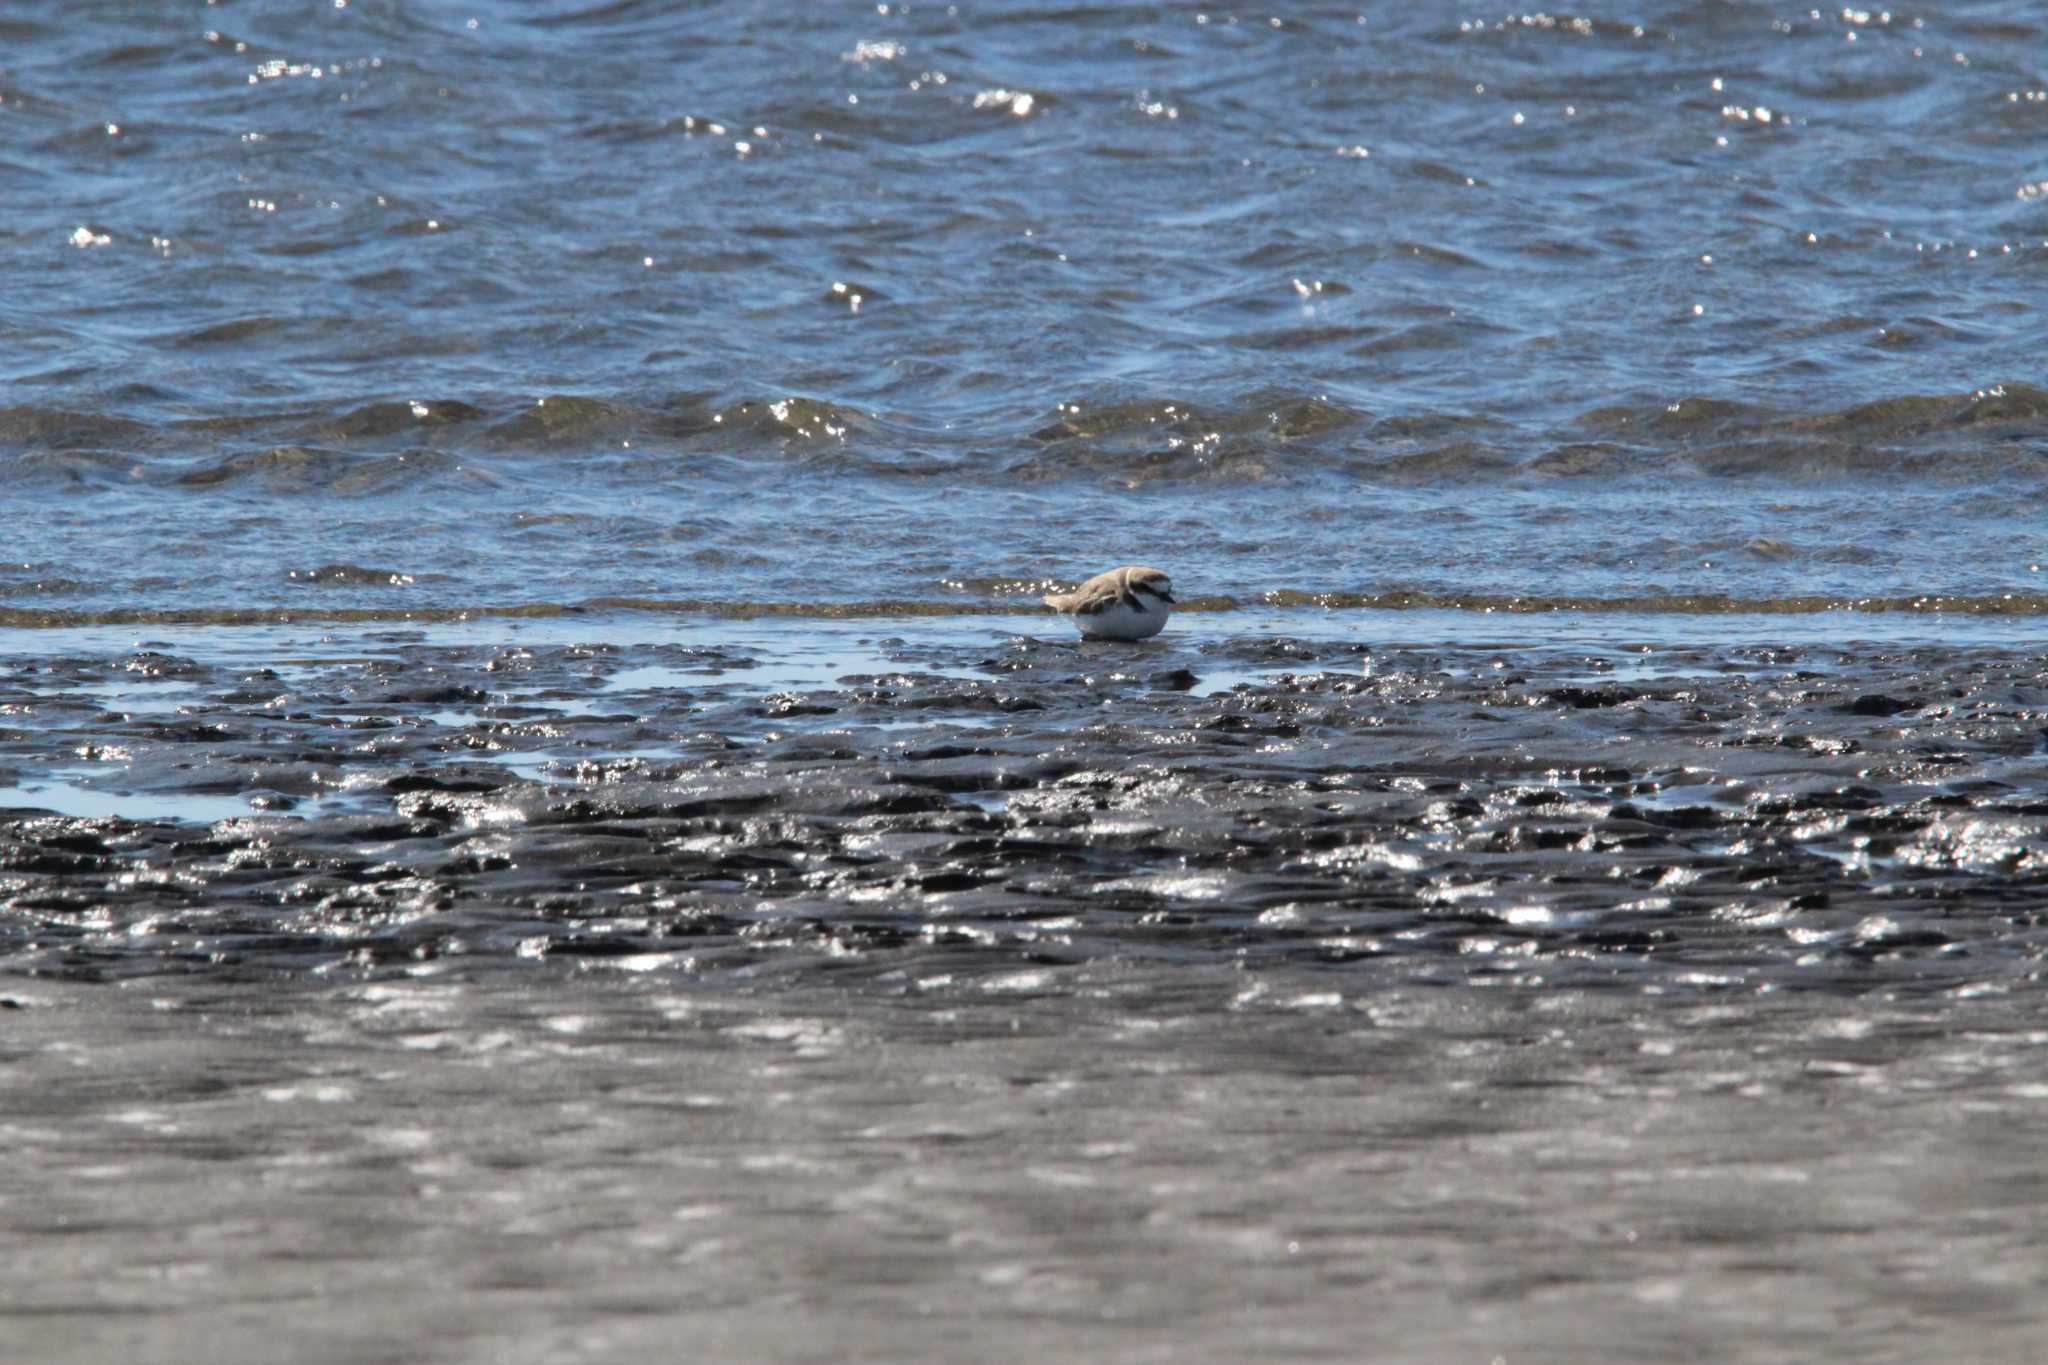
[1042,565,1176,641]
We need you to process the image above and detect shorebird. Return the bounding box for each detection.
[1042,565,1176,641]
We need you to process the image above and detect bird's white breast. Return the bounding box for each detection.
[1073,595,1169,640]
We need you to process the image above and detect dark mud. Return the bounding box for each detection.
[5,630,2047,994]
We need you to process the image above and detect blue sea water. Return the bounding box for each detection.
[2,0,2046,631]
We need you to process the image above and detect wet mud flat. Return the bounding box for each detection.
[5,625,2048,985]
[5,622,2048,1361]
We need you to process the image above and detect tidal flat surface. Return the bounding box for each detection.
[6,614,2048,986]
[7,965,2047,1364]
[4,613,2048,1361]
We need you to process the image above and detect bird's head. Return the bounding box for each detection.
[1129,567,1175,604]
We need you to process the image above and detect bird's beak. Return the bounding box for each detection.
[1157,589,1176,604]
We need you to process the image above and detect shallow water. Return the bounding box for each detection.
[4,1,2048,625]
[9,964,2048,1364]
[8,2,2048,1358]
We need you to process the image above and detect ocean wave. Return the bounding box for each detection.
[1,384,2042,488]
[170,445,470,494]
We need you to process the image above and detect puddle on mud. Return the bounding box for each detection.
[0,775,261,824]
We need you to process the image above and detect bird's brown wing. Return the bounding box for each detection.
[1046,576,1130,615]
